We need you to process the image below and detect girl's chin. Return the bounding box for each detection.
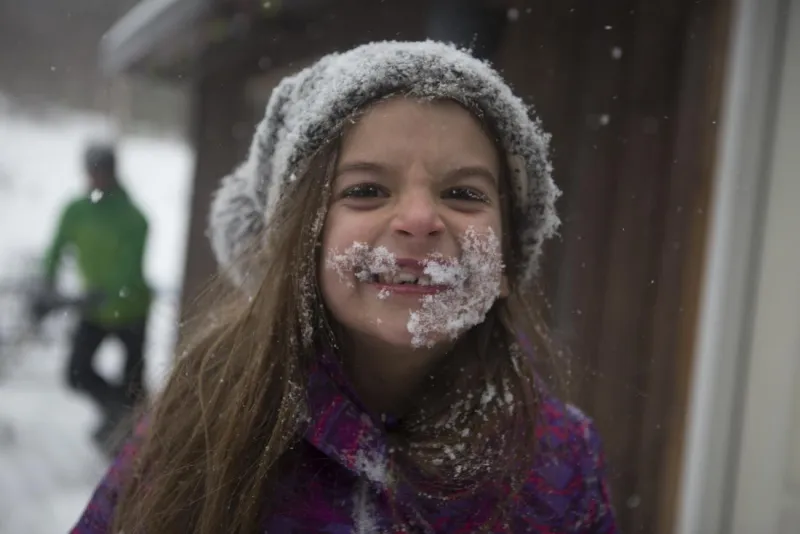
[361,327,452,354]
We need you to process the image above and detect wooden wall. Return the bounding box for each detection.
[179,64,255,313]
[495,1,730,532]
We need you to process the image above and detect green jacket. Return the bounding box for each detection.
[43,186,152,327]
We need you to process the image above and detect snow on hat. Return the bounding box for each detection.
[209,40,560,287]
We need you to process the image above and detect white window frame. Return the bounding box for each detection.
[675,0,795,533]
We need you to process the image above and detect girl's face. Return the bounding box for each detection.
[320,97,506,356]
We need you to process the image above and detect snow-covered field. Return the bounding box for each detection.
[0,97,193,533]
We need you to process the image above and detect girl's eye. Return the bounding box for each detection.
[340,183,388,199]
[443,187,489,203]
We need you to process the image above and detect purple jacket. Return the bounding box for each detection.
[71,353,616,533]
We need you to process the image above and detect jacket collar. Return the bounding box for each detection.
[303,350,391,487]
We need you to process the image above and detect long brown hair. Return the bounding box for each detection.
[112,101,558,533]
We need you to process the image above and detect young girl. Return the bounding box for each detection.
[72,41,616,533]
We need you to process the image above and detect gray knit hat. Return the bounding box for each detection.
[84,142,117,175]
[208,40,560,287]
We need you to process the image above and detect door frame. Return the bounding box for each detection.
[675,0,792,532]
[727,0,800,531]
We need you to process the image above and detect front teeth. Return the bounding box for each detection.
[374,272,433,285]
[392,271,419,284]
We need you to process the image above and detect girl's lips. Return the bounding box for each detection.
[370,282,449,295]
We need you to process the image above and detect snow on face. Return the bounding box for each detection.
[326,243,397,287]
[408,227,503,347]
[325,226,503,348]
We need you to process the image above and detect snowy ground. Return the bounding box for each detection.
[0,97,193,533]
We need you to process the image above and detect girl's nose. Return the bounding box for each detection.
[390,189,445,239]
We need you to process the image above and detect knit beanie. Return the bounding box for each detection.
[84,142,117,176]
[208,40,560,287]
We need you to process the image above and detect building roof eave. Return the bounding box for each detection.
[100,0,213,76]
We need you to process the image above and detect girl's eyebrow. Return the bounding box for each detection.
[335,160,389,177]
[443,165,498,187]
[334,161,498,187]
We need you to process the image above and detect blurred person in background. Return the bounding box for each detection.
[33,142,151,453]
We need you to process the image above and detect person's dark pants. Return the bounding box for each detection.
[66,318,148,413]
